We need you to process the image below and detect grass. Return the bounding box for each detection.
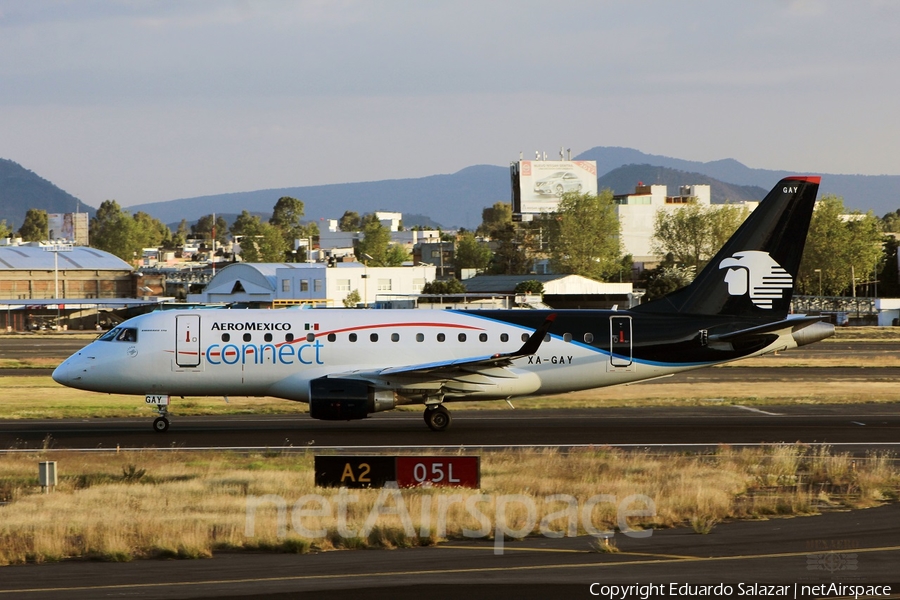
[0,446,897,565]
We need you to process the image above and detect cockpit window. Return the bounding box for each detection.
[98,327,120,341]
[98,327,138,342]
[116,328,138,342]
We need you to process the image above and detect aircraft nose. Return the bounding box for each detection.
[52,361,69,385]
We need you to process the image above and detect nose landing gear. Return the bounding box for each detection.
[145,395,172,432]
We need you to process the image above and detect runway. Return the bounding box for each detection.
[2,405,898,454]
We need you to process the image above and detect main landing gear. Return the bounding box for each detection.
[424,404,451,432]
[153,404,170,433]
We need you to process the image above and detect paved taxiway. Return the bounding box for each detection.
[1,503,898,599]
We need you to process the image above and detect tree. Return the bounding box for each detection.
[384,243,410,266]
[269,196,308,249]
[338,211,362,232]
[639,254,696,301]
[488,222,529,274]
[231,212,288,262]
[342,289,361,308]
[514,280,544,295]
[798,195,884,296]
[477,202,512,237]
[548,190,621,280]
[90,201,142,261]
[173,219,190,247]
[882,209,900,233]
[422,279,467,294]
[454,231,492,271]
[0,219,12,239]
[17,209,48,241]
[132,211,171,249]
[229,211,261,238]
[652,202,749,273]
[355,219,393,266]
[192,214,228,244]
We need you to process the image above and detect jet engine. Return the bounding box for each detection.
[308,378,399,421]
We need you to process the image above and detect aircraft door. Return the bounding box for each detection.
[609,316,632,367]
[175,315,201,368]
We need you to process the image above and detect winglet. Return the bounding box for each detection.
[504,313,556,359]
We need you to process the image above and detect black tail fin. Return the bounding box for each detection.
[633,176,821,318]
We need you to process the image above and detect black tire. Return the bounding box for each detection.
[153,416,170,433]
[424,406,451,432]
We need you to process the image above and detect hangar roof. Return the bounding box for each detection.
[0,246,133,271]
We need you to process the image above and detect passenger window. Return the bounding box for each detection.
[521,333,529,342]
[437,333,445,342]
[349,333,357,342]
[222,333,230,342]
[370,333,378,342]
[327,333,336,342]
[563,333,572,343]
[479,333,487,342]
[458,333,467,342]
[306,333,315,342]
[416,333,424,342]
[264,333,273,342]
[243,333,252,342]
[285,333,294,342]
[500,333,509,342]
[584,333,594,343]
[544,334,551,342]
[391,333,400,342]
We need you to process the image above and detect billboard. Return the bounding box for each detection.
[511,160,598,214]
[48,213,89,246]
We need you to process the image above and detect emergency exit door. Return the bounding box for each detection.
[175,315,201,367]
[609,316,632,367]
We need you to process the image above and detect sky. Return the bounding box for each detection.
[1,0,899,209]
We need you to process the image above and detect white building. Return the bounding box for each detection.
[187,262,436,307]
[613,183,758,264]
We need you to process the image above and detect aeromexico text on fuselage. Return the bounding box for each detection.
[210,322,292,331]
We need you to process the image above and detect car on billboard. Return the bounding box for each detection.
[533,171,583,196]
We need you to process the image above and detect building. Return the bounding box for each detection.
[187,262,437,307]
[0,240,149,331]
[462,274,637,309]
[0,241,134,300]
[613,183,758,266]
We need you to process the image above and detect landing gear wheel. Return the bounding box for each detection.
[153,416,170,433]
[424,405,451,432]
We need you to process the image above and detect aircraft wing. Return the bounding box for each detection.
[333,314,556,379]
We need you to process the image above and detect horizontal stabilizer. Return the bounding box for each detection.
[708,316,826,344]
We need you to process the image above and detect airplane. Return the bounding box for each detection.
[53,177,833,432]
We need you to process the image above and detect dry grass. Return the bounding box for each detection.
[0,446,897,565]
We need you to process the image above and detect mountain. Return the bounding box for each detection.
[576,147,900,216]
[598,165,768,203]
[0,159,95,230]
[4,148,899,234]
[132,165,509,231]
